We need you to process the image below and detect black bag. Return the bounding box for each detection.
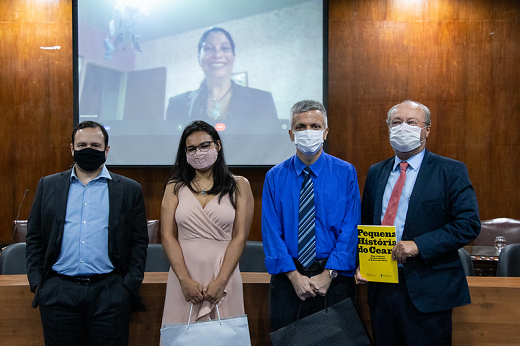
[269,297,372,346]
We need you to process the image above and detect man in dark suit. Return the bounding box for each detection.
[26,121,148,346]
[356,100,480,346]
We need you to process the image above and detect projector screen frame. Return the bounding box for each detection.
[72,0,329,168]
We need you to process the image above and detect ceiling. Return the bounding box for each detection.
[78,0,315,42]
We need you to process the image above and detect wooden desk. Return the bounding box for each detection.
[0,273,271,346]
[2,274,520,345]
[356,277,520,345]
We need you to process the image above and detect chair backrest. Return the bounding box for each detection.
[239,241,267,272]
[458,248,475,276]
[471,218,520,246]
[147,220,161,244]
[497,243,520,277]
[11,220,164,244]
[0,242,27,275]
[11,220,28,243]
[145,244,170,272]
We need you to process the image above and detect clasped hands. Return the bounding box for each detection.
[180,277,226,305]
[287,270,332,301]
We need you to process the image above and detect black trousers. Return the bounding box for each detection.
[38,271,132,346]
[269,260,355,332]
[369,272,452,346]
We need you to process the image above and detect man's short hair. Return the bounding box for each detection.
[71,121,109,149]
[290,100,328,128]
[386,100,431,127]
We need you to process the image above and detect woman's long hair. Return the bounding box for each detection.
[167,121,237,207]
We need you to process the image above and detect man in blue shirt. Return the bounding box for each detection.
[356,100,480,345]
[26,121,148,345]
[262,100,361,331]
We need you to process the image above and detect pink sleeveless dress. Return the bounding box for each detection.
[161,185,244,324]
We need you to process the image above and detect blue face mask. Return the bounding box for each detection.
[294,130,324,156]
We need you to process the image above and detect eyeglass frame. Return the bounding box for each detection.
[388,119,431,128]
[185,140,217,155]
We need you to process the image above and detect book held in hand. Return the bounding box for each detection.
[358,225,398,283]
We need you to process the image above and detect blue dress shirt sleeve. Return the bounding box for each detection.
[261,168,298,274]
[325,166,361,274]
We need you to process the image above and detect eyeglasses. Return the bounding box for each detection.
[389,119,428,128]
[185,141,215,155]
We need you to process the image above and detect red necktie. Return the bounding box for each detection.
[382,162,409,226]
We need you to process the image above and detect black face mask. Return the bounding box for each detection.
[74,148,106,172]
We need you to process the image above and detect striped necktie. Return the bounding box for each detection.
[298,167,316,268]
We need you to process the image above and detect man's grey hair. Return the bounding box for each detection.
[290,100,328,128]
[386,100,431,127]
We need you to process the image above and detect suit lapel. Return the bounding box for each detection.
[229,82,249,116]
[404,150,432,233]
[187,88,202,119]
[53,170,72,246]
[108,172,123,254]
[374,158,395,225]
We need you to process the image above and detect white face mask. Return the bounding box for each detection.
[293,130,324,156]
[389,123,425,153]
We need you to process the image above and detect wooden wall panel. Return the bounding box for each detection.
[1,0,519,244]
[328,0,520,221]
[0,0,73,244]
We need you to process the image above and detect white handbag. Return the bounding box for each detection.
[160,304,251,346]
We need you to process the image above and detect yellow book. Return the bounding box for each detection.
[358,225,398,283]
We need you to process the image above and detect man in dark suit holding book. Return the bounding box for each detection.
[356,100,480,345]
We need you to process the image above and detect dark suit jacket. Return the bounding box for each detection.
[165,80,278,124]
[361,150,480,313]
[26,168,149,310]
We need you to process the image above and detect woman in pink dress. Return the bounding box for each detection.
[160,120,254,324]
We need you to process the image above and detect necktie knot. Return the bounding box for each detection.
[303,167,312,176]
[399,161,409,172]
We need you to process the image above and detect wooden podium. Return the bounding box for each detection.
[1,273,520,345]
[0,272,271,346]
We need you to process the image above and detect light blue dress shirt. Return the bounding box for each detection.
[262,152,361,276]
[52,165,115,276]
[381,149,426,243]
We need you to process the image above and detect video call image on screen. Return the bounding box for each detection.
[76,0,324,166]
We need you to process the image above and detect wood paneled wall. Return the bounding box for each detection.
[1,0,519,243]
[328,0,520,221]
[1,0,74,243]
